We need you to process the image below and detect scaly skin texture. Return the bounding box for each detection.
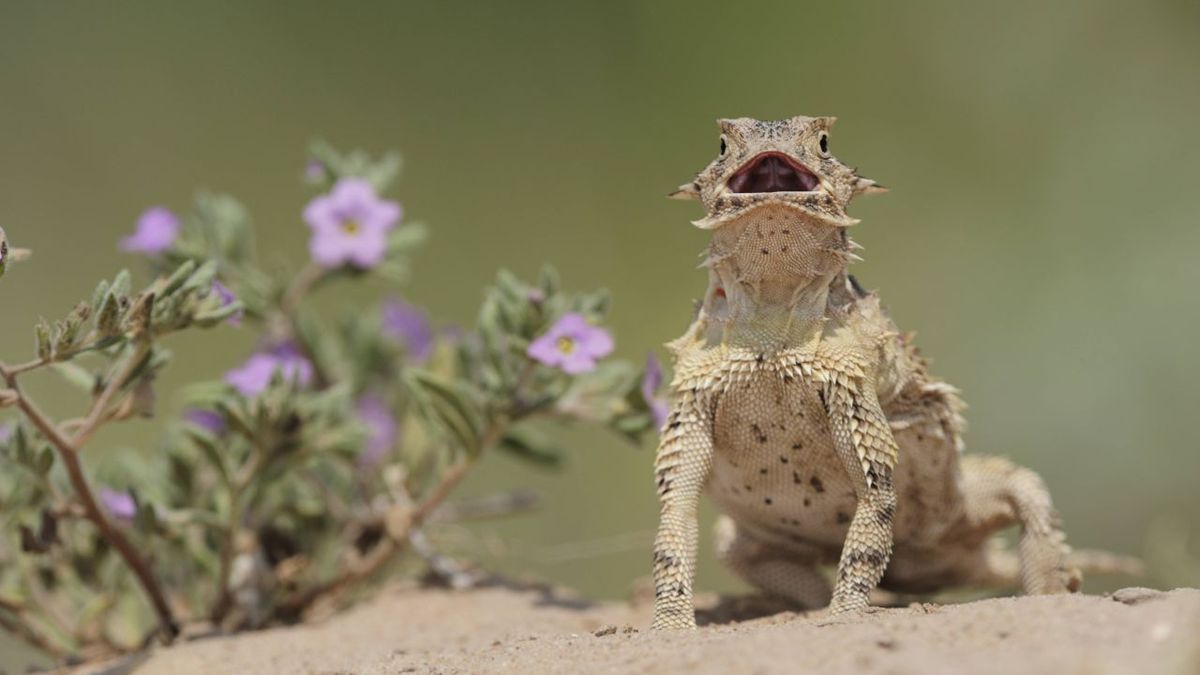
[651,116,1134,630]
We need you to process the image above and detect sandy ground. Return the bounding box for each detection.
[80,583,1200,675]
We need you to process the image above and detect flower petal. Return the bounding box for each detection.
[527,333,565,366]
[559,352,597,374]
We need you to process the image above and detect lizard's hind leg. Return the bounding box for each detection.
[959,455,1081,594]
[714,516,832,609]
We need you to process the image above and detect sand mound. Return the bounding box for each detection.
[79,583,1199,675]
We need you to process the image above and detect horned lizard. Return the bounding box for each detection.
[651,116,1135,630]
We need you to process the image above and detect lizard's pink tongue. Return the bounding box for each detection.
[729,154,819,193]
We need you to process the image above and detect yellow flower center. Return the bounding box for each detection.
[556,336,576,354]
[341,220,360,235]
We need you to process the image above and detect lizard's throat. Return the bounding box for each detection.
[698,207,855,350]
[704,206,853,309]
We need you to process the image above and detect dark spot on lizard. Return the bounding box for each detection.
[850,580,874,595]
[792,442,803,450]
[844,548,887,568]
[803,497,811,507]
[759,468,768,475]
[764,497,773,506]
[750,424,768,443]
[878,501,896,525]
[780,456,789,464]
[793,471,802,484]
[810,475,826,493]
[836,511,851,524]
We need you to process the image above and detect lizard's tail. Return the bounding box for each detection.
[1067,548,1145,577]
[978,546,1143,589]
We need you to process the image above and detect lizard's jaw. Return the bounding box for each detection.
[727,152,820,194]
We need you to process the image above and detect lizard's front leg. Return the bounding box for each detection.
[822,370,899,615]
[651,388,715,630]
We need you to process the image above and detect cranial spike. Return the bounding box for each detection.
[669,181,701,200]
[847,240,864,251]
[851,175,888,197]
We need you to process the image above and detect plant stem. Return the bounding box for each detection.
[2,331,119,379]
[277,420,506,614]
[209,451,263,624]
[274,261,331,386]
[279,262,326,318]
[286,360,544,610]
[69,340,151,448]
[0,364,179,642]
[0,602,68,661]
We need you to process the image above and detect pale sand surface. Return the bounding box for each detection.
[79,584,1200,675]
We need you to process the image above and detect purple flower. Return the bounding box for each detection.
[120,207,180,255]
[212,280,243,326]
[184,408,225,435]
[225,342,314,397]
[303,178,401,269]
[99,487,136,523]
[381,298,434,362]
[641,353,670,431]
[0,422,12,444]
[356,393,399,468]
[304,159,326,184]
[526,313,614,374]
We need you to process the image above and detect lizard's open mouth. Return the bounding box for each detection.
[728,152,820,193]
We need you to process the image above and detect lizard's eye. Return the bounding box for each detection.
[719,136,727,156]
[818,132,830,157]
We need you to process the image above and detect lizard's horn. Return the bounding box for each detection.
[668,181,701,201]
[851,174,888,197]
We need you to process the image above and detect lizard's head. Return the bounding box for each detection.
[671,116,884,229]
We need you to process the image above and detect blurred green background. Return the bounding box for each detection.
[1,0,1198,659]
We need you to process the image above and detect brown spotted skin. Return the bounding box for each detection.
[650,116,1117,631]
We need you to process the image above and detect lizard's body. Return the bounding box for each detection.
[652,117,1132,630]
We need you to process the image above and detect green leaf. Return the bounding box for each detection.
[110,269,132,298]
[159,260,196,297]
[538,264,560,298]
[90,279,110,310]
[34,447,54,475]
[193,301,244,327]
[34,320,51,360]
[51,362,98,393]
[387,221,428,252]
[499,428,563,469]
[182,426,230,486]
[180,260,219,295]
[405,369,482,457]
[96,292,122,335]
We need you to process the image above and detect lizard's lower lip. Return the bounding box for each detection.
[727,152,820,194]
